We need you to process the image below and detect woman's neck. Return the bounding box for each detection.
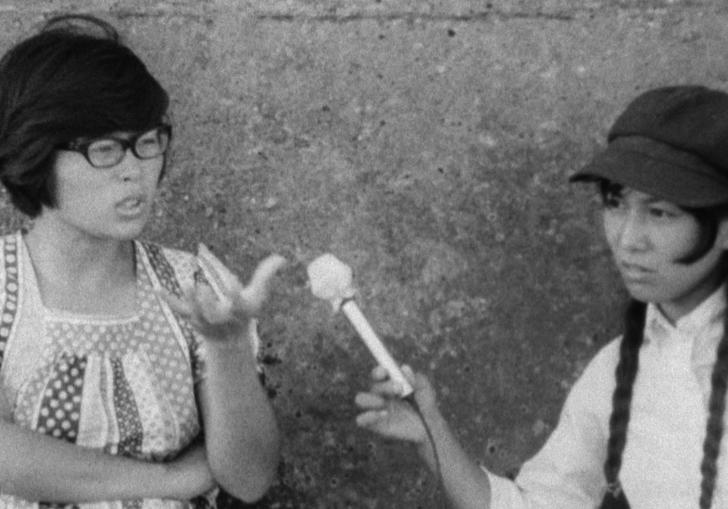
[657,279,725,326]
[23,220,137,315]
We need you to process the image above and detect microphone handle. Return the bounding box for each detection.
[340,300,414,397]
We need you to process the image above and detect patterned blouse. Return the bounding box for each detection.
[0,231,219,509]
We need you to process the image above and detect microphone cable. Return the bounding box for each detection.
[403,392,447,508]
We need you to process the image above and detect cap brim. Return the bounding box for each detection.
[570,137,728,208]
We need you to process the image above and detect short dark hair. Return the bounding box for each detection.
[0,14,169,217]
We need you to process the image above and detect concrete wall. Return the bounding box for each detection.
[0,0,726,507]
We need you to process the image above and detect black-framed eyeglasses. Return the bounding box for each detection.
[59,124,172,169]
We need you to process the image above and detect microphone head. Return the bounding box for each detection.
[307,253,356,310]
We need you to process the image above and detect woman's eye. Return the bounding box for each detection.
[138,134,157,145]
[649,207,677,219]
[88,140,119,155]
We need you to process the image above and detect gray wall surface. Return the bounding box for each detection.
[0,1,726,507]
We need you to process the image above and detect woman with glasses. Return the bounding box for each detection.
[0,14,283,508]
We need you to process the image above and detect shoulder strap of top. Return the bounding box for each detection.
[141,241,184,296]
[0,233,20,369]
[140,241,199,347]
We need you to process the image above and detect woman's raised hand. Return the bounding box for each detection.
[355,365,439,444]
[161,244,286,345]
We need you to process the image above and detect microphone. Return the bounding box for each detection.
[307,254,414,397]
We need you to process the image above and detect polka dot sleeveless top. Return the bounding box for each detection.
[0,232,214,509]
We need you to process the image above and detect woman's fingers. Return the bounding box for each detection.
[156,287,193,316]
[371,365,388,381]
[368,378,408,398]
[366,363,438,418]
[355,399,426,443]
[195,245,286,316]
[238,254,287,312]
[354,391,386,409]
[194,282,233,324]
[161,280,232,334]
[356,409,389,428]
[197,243,241,294]
[246,254,288,289]
[164,247,286,341]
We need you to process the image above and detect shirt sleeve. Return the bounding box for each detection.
[486,339,620,509]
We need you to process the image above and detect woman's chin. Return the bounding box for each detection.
[623,281,659,303]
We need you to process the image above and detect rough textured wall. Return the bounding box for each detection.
[0,0,726,507]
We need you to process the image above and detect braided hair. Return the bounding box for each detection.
[699,292,728,508]
[602,299,646,499]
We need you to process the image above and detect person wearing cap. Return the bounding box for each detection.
[354,85,728,508]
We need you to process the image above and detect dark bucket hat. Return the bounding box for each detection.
[570,85,728,208]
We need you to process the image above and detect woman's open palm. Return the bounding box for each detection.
[161,243,286,344]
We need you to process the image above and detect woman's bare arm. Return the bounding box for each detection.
[0,390,214,503]
[161,246,285,502]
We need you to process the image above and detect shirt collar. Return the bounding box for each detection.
[644,285,726,346]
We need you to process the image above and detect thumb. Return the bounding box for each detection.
[239,254,287,311]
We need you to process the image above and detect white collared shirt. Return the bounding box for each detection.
[487,286,728,508]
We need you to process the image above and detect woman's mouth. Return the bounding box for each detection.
[620,261,654,281]
[115,196,146,217]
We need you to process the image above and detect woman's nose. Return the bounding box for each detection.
[118,148,143,181]
[614,212,649,251]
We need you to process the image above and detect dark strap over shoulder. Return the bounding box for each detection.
[142,241,185,297]
[141,241,198,342]
[0,233,20,368]
[141,241,207,381]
